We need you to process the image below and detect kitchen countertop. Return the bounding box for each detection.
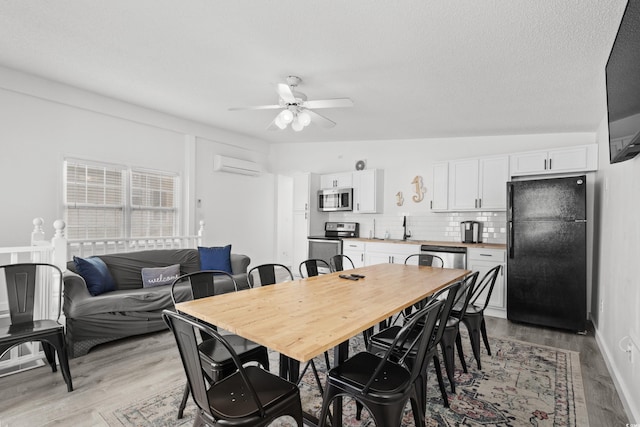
[346,238,506,250]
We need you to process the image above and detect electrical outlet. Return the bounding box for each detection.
[600,299,604,313]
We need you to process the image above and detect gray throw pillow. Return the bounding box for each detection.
[141,264,181,288]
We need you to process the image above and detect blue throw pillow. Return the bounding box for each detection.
[141,264,181,288]
[73,256,116,296]
[198,245,232,274]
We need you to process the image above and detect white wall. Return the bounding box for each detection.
[0,66,274,268]
[194,136,276,266]
[593,117,640,422]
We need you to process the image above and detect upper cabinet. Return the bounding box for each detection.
[320,172,353,189]
[353,169,383,213]
[448,155,509,211]
[430,162,449,211]
[510,144,598,177]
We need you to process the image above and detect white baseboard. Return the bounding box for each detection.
[594,327,639,423]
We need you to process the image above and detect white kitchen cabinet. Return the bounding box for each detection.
[292,173,327,271]
[342,240,366,268]
[353,169,383,213]
[430,162,449,211]
[467,248,506,318]
[448,156,509,211]
[320,172,353,189]
[365,242,420,265]
[509,144,598,176]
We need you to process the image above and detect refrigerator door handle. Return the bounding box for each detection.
[507,183,514,221]
[508,221,514,259]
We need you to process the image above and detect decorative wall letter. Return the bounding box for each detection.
[396,191,404,206]
[411,176,426,203]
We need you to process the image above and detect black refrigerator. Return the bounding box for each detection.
[506,175,587,331]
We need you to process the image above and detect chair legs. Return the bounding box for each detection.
[177,383,190,419]
[439,324,466,393]
[45,332,74,392]
[461,312,490,370]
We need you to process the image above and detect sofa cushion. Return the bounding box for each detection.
[198,245,232,274]
[73,256,116,296]
[141,263,180,288]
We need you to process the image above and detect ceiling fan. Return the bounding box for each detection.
[229,76,354,131]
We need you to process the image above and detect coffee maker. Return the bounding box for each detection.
[460,221,483,243]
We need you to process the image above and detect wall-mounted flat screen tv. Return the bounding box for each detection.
[606,0,640,164]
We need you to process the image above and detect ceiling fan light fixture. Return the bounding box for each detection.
[279,109,294,124]
[298,110,311,127]
[274,115,287,130]
[291,118,304,132]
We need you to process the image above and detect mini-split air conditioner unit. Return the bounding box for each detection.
[213,155,262,176]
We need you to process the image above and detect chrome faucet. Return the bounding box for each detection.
[402,216,411,240]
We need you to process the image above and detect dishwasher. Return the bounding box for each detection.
[420,244,467,269]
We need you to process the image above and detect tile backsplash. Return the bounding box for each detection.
[329,211,507,244]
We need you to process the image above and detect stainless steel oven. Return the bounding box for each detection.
[308,222,359,272]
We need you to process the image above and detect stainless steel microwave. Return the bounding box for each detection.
[318,188,353,211]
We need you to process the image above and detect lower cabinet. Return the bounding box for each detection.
[342,240,366,268]
[466,248,506,318]
[364,242,420,265]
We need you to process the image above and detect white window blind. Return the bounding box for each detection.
[64,160,179,240]
[130,170,178,238]
[64,161,125,240]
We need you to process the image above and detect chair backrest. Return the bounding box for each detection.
[329,254,355,272]
[469,265,502,310]
[248,263,293,287]
[162,310,266,420]
[0,263,63,324]
[362,298,444,394]
[428,280,462,345]
[404,254,444,267]
[452,271,480,319]
[170,270,238,306]
[299,259,331,278]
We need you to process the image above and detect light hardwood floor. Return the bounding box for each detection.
[0,317,630,426]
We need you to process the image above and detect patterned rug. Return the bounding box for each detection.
[100,332,588,426]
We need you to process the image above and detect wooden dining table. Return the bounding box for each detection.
[175,262,470,426]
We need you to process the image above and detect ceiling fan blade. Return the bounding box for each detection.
[277,83,297,104]
[228,104,281,111]
[303,98,354,109]
[306,109,336,128]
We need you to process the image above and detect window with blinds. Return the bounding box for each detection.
[130,170,178,238]
[64,160,179,240]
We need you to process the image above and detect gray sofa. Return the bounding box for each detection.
[63,249,250,357]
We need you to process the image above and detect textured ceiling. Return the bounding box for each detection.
[0,0,629,144]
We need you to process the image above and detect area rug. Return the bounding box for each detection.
[100,333,588,426]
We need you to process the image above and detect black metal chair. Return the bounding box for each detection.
[0,263,73,392]
[366,280,462,409]
[437,271,479,392]
[451,265,502,370]
[317,298,444,427]
[170,270,270,419]
[298,259,331,278]
[329,254,355,272]
[404,253,445,267]
[248,263,294,287]
[391,253,446,325]
[162,310,303,427]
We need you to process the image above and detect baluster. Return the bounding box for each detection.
[31,217,46,246]
[52,219,67,271]
[198,220,205,247]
